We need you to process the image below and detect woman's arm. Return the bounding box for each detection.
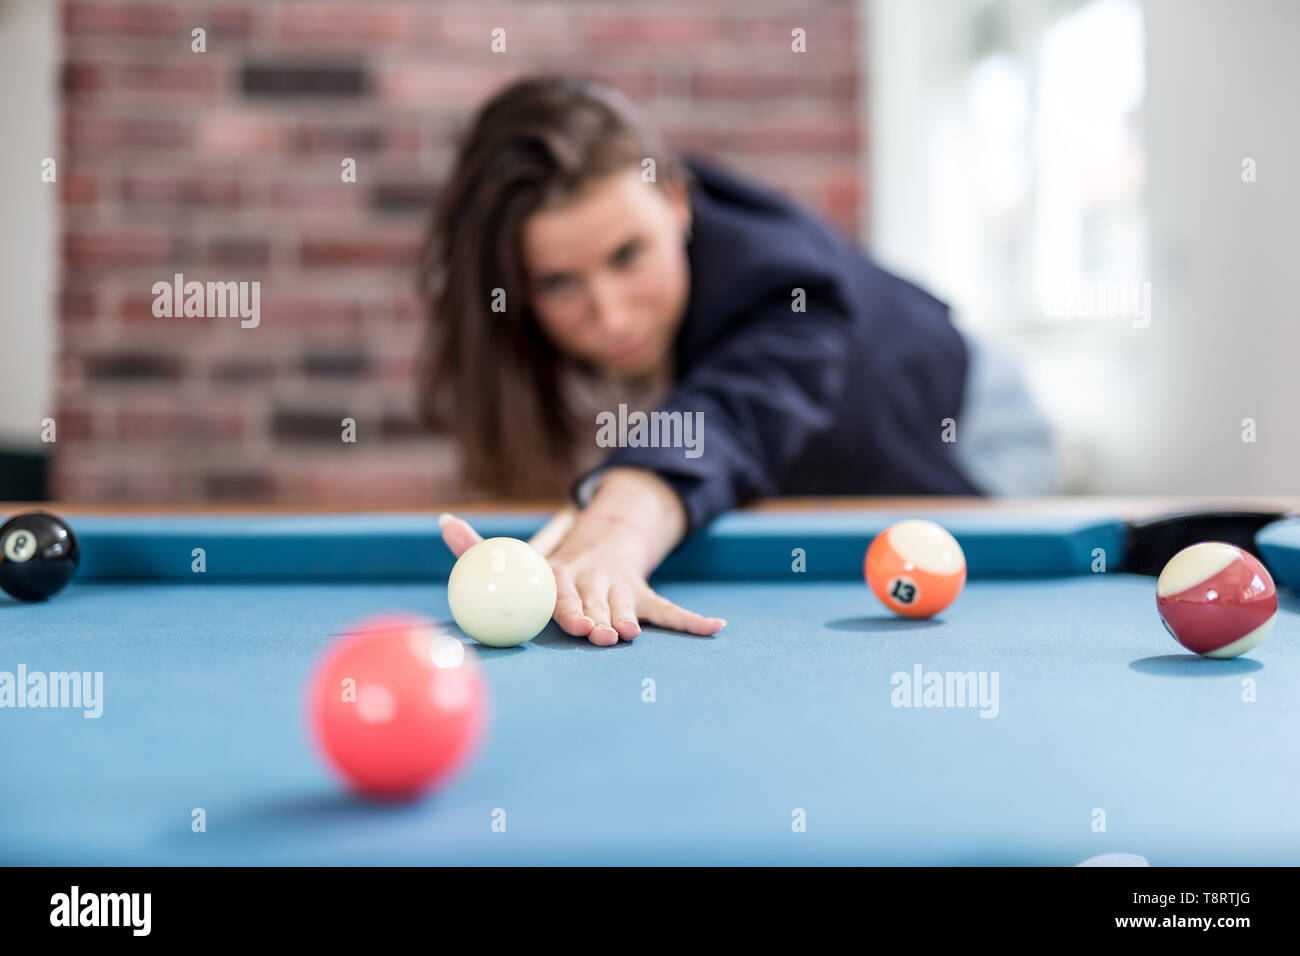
[582,276,857,537]
[535,284,855,644]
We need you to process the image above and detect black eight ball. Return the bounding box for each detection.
[0,511,80,602]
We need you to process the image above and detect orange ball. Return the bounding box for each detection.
[865,519,967,618]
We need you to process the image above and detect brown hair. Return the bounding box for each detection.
[418,75,691,498]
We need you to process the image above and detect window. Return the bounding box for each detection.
[869,0,1147,332]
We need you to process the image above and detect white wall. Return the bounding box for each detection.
[865,0,1300,494]
[0,0,58,451]
[1140,0,1300,494]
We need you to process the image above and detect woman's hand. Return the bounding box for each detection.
[438,469,725,646]
[544,511,725,646]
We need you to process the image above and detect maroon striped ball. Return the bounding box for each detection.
[1155,542,1277,658]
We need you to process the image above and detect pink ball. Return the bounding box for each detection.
[307,614,488,800]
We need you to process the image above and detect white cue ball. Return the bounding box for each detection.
[447,537,558,648]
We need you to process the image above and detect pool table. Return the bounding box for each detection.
[2,499,1299,866]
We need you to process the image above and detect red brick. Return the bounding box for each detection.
[48,461,102,501]
[204,470,272,500]
[201,236,271,267]
[61,170,99,205]
[52,459,185,502]
[660,121,743,152]
[60,286,98,323]
[429,7,575,53]
[115,406,176,439]
[371,180,438,214]
[580,12,724,48]
[824,175,861,226]
[390,293,425,323]
[256,294,363,327]
[207,5,257,40]
[738,13,860,54]
[64,113,192,151]
[271,460,457,505]
[378,62,505,106]
[373,354,420,380]
[745,121,859,151]
[121,171,243,208]
[298,235,421,268]
[64,2,187,39]
[379,412,425,440]
[269,178,361,213]
[824,69,860,99]
[208,408,247,441]
[120,61,224,97]
[132,468,188,501]
[62,61,110,97]
[63,231,175,267]
[56,354,86,391]
[52,401,96,443]
[291,121,421,155]
[586,68,661,99]
[197,113,280,155]
[274,2,416,43]
[691,69,800,99]
[208,355,277,383]
[119,292,164,323]
[115,404,246,441]
[688,64,856,102]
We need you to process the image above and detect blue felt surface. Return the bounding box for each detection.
[2,573,1298,865]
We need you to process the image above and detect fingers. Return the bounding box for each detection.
[581,586,620,646]
[438,513,483,559]
[639,592,726,636]
[558,577,725,643]
[552,567,596,639]
[552,571,637,646]
[609,586,641,641]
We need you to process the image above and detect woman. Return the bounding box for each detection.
[422,75,1055,646]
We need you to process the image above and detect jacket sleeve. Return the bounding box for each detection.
[576,274,856,533]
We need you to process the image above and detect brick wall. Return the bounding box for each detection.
[55,0,864,504]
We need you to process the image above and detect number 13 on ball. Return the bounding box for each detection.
[865,519,967,619]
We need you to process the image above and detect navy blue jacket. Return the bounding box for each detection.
[587,155,978,532]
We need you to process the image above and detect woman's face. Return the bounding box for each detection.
[522,168,691,378]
